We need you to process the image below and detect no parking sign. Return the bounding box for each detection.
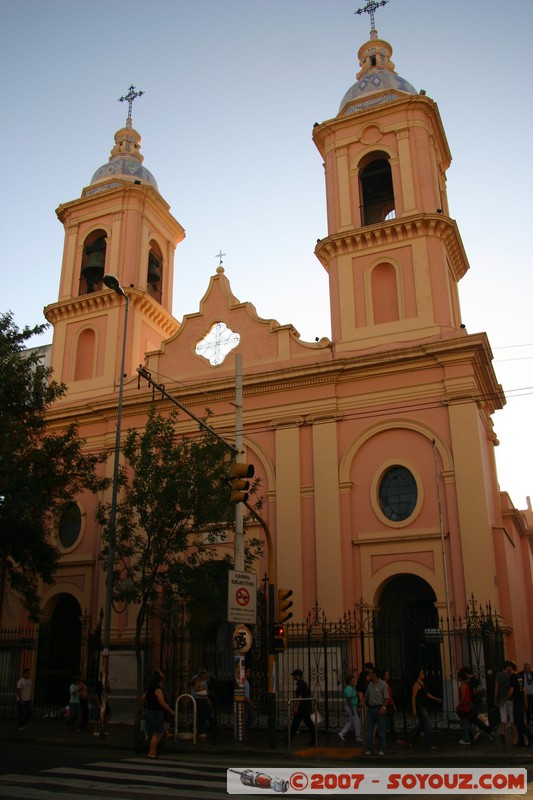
[227,570,257,624]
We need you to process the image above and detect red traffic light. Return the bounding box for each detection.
[229,462,255,503]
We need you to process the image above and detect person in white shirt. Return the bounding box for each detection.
[16,668,32,731]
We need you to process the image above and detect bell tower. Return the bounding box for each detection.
[313,13,468,354]
[45,87,184,399]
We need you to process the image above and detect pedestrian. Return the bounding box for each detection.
[338,672,361,742]
[142,669,175,759]
[465,667,492,740]
[406,668,441,750]
[505,660,533,748]
[244,668,257,729]
[16,668,32,731]
[520,662,533,726]
[91,672,111,736]
[78,673,89,730]
[193,667,214,738]
[289,669,315,745]
[456,667,475,744]
[494,665,514,744]
[383,670,404,744]
[356,662,373,744]
[67,674,82,730]
[363,667,389,755]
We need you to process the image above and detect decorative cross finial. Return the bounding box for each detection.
[355,0,389,30]
[118,85,145,127]
[215,250,226,266]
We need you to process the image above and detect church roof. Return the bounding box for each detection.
[338,28,417,116]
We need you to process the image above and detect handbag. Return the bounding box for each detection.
[456,699,472,718]
[310,710,323,726]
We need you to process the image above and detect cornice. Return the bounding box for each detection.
[313,93,450,167]
[44,333,504,426]
[56,182,185,239]
[44,288,178,337]
[315,213,469,282]
[353,528,444,546]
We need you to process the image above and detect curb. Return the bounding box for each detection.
[5,726,532,768]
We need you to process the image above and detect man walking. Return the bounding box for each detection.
[16,668,32,731]
[494,665,513,744]
[505,660,532,748]
[289,669,315,745]
[520,663,533,726]
[363,667,389,756]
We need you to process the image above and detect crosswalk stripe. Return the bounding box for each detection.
[0,786,105,800]
[43,765,226,788]
[85,757,225,775]
[0,774,226,800]
[0,758,228,799]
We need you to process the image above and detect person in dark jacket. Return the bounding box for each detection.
[289,669,315,745]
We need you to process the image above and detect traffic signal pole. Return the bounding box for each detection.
[137,363,271,744]
[243,498,277,749]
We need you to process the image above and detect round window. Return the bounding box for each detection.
[58,502,82,549]
[379,466,417,522]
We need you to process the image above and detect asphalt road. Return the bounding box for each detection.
[0,741,532,799]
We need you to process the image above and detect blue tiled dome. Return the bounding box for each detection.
[338,31,417,116]
[339,69,416,114]
[89,125,158,190]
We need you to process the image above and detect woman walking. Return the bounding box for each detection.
[456,667,475,744]
[142,670,175,759]
[338,673,361,742]
[407,669,441,750]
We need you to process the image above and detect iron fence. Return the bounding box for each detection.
[0,596,504,734]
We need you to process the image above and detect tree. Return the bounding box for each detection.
[96,406,261,718]
[0,312,106,621]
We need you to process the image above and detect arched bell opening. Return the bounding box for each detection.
[359,154,395,226]
[147,240,163,303]
[79,231,107,295]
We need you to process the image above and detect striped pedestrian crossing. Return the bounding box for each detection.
[0,756,228,799]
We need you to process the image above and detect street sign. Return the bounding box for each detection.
[232,624,252,655]
[228,570,257,624]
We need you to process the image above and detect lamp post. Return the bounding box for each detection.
[100,274,129,736]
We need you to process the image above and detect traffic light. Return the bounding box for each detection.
[272,622,286,653]
[229,461,255,503]
[277,588,293,624]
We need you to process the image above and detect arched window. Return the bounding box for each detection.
[74,328,96,380]
[371,262,400,324]
[147,240,163,303]
[80,231,106,295]
[360,156,395,226]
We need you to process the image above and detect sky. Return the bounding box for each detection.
[1,0,532,508]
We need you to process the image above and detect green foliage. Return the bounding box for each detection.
[97,406,262,629]
[0,312,107,620]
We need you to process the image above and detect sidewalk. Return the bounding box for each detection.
[3,718,532,767]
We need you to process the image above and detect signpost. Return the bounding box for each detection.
[228,570,257,625]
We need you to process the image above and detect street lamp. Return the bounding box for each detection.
[101,274,129,736]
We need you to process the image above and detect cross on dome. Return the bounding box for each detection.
[355,0,389,31]
[118,85,145,128]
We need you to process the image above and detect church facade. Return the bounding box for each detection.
[4,20,532,710]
